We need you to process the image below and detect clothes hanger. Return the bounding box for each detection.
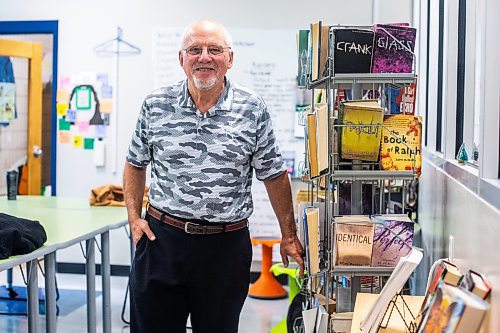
[93,27,141,56]
[93,27,140,174]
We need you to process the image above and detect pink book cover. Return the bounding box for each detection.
[371,24,416,73]
[371,215,414,267]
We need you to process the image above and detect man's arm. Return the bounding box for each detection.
[123,162,156,245]
[264,171,304,276]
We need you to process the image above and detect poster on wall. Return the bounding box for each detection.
[0,56,16,125]
[56,73,112,156]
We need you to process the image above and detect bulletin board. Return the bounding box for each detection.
[152,27,304,260]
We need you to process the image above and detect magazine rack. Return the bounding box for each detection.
[298,22,419,332]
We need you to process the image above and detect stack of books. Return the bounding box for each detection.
[415,260,491,332]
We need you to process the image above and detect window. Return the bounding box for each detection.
[435,0,445,152]
[455,0,466,158]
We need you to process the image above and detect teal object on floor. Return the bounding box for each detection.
[270,263,301,333]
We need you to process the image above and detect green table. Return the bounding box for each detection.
[0,196,128,333]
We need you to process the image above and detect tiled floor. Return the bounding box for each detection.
[0,269,289,333]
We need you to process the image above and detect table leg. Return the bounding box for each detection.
[27,259,39,333]
[86,238,96,333]
[44,252,57,333]
[101,231,111,333]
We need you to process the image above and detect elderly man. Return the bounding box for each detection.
[124,19,304,333]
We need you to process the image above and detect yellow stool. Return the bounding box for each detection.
[248,237,287,299]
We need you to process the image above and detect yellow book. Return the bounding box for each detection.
[305,207,320,275]
[380,115,422,176]
[339,100,384,161]
[307,113,319,178]
[310,21,321,81]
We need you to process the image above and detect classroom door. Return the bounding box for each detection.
[0,38,42,195]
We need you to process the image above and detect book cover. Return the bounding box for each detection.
[338,100,384,162]
[465,270,492,300]
[319,24,330,79]
[370,214,414,267]
[310,21,321,81]
[452,286,490,333]
[316,104,329,177]
[333,28,374,74]
[429,260,463,294]
[306,112,319,178]
[418,282,465,333]
[304,206,320,275]
[296,29,310,87]
[380,115,422,175]
[371,24,417,73]
[415,260,464,329]
[334,216,374,266]
[418,282,489,333]
[297,202,325,260]
[384,82,418,115]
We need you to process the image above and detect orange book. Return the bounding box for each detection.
[380,115,422,175]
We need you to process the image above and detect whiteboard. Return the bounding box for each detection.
[152,27,304,261]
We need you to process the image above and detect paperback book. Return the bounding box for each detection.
[334,215,374,266]
[380,115,422,175]
[370,214,414,267]
[338,99,384,162]
[333,28,373,74]
[371,24,417,73]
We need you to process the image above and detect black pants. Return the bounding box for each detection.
[129,212,252,333]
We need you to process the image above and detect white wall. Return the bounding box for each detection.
[1,0,415,265]
[417,158,500,332]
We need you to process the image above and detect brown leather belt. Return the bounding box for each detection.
[147,205,248,235]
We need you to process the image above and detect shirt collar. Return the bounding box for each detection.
[178,77,234,116]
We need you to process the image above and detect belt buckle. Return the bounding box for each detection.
[184,221,196,234]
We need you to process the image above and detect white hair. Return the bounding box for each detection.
[180,19,233,49]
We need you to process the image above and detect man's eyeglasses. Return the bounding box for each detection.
[182,45,231,56]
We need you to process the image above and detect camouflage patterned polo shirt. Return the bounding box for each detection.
[126,78,286,222]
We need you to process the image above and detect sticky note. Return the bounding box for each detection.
[97,73,108,85]
[56,89,70,103]
[100,99,113,113]
[84,138,95,150]
[77,121,90,133]
[59,131,71,144]
[59,76,71,90]
[57,103,69,117]
[59,118,71,131]
[66,110,77,122]
[94,125,107,138]
[101,85,113,99]
[73,135,83,148]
